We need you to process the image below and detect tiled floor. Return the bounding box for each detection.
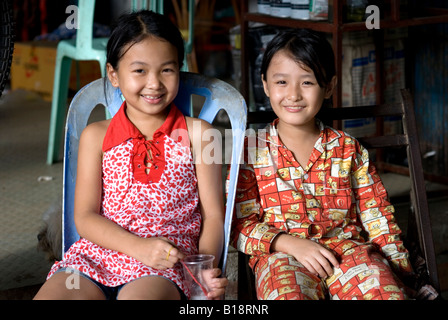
[0,88,447,300]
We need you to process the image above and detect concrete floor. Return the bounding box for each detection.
[0,88,447,300]
[0,89,62,298]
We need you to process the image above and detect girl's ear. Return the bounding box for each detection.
[261,74,270,98]
[325,76,337,99]
[107,63,119,88]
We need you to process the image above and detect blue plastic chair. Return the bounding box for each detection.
[61,72,247,277]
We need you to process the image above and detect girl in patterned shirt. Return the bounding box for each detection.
[232,28,413,300]
[35,10,227,300]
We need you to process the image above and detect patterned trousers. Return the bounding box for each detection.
[254,244,407,300]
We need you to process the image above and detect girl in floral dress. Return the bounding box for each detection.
[35,10,227,300]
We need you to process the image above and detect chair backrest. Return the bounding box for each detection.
[74,0,96,51]
[62,72,247,275]
[131,0,195,66]
[74,0,194,56]
[240,89,440,297]
[132,0,163,14]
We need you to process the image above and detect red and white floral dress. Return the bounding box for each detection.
[47,102,201,297]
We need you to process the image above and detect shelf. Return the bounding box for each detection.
[371,14,448,29]
[240,0,448,110]
[245,12,448,33]
[239,0,448,184]
[244,13,334,32]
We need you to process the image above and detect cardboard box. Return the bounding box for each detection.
[11,41,102,101]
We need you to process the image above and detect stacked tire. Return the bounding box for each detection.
[0,0,14,98]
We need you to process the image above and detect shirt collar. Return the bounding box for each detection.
[102,101,186,152]
[268,118,326,146]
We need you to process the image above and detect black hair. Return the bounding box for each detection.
[260,28,335,89]
[107,10,184,70]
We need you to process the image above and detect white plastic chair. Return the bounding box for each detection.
[61,72,247,277]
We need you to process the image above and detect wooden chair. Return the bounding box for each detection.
[237,88,440,299]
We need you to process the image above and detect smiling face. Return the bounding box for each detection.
[107,35,180,122]
[262,49,336,131]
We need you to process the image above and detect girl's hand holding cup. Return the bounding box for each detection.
[182,254,229,300]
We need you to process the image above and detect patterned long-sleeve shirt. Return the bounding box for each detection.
[231,119,412,276]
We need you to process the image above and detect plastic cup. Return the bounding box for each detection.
[182,254,215,300]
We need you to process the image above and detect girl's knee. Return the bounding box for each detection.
[33,272,105,300]
[327,265,408,300]
[255,253,324,300]
[117,276,182,300]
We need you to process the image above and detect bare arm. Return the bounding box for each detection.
[188,117,225,265]
[188,117,227,299]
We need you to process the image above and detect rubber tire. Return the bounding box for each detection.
[0,0,14,98]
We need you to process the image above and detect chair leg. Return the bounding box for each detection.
[47,56,72,165]
[238,252,256,299]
